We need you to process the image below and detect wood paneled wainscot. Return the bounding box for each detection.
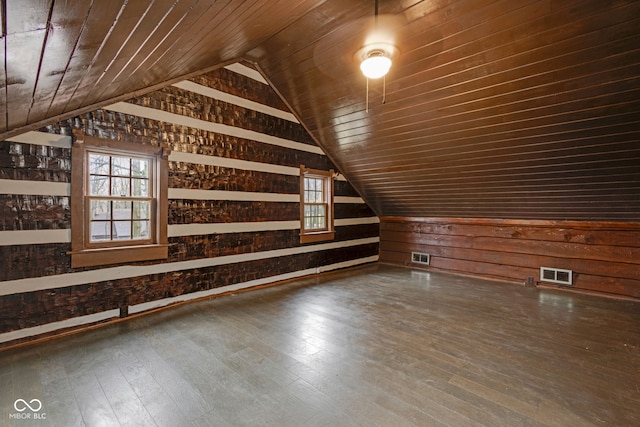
[380,217,640,299]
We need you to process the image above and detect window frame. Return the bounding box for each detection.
[300,165,335,244]
[69,132,169,268]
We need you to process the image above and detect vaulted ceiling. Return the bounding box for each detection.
[2,0,639,220]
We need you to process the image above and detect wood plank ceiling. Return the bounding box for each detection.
[2,0,640,221]
[0,0,323,134]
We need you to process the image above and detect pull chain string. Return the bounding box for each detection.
[366,77,369,113]
[382,74,386,104]
[367,0,379,113]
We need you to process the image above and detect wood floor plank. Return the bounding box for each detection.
[0,359,16,424]
[38,349,84,427]
[93,361,157,427]
[0,264,638,426]
[67,368,120,426]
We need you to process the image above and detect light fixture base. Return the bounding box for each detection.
[355,43,399,79]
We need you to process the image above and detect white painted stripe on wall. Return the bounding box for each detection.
[168,217,378,237]
[6,131,72,148]
[168,188,300,202]
[224,63,268,84]
[173,81,299,123]
[0,237,379,296]
[0,229,70,245]
[335,196,365,204]
[169,151,300,176]
[168,221,299,237]
[0,216,378,245]
[104,102,323,155]
[1,180,358,203]
[128,254,378,315]
[168,188,363,204]
[0,309,120,344]
[169,151,348,181]
[336,216,380,226]
[0,180,361,202]
[0,179,69,196]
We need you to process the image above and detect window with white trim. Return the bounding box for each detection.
[300,165,335,244]
[69,133,169,268]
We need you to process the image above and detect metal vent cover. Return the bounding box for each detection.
[411,252,430,265]
[540,267,573,285]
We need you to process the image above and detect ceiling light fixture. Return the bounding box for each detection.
[355,0,399,112]
[356,43,398,112]
[360,49,392,79]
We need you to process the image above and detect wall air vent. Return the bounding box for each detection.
[411,252,430,265]
[540,267,573,286]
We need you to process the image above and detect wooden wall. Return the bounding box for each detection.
[0,63,379,346]
[255,0,640,221]
[380,217,639,298]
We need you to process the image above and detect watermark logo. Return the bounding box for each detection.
[9,398,46,420]
[14,399,42,412]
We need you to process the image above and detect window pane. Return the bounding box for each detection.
[132,220,150,239]
[89,175,109,196]
[131,178,149,197]
[112,157,131,176]
[113,200,132,220]
[303,204,327,230]
[89,154,109,175]
[304,178,326,203]
[304,178,311,202]
[131,158,149,178]
[112,177,130,197]
[90,221,111,241]
[90,200,111,220]
[133,201,150,220]
[113,221,131,240]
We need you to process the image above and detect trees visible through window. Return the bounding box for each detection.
[303,175,328,231]
[88,152,152,242]
[300,166,335,244]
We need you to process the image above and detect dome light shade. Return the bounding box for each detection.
[360,52,392,79]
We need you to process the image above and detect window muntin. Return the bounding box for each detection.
[300,166,335,243]
[86,152,152,244]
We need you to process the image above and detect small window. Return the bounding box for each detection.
[69,132,169,268]
[300,165,335,244]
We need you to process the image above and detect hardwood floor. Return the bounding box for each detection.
[1,264,639,426]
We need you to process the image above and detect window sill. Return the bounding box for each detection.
[69,244,169,268]
[300,231,335,244]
